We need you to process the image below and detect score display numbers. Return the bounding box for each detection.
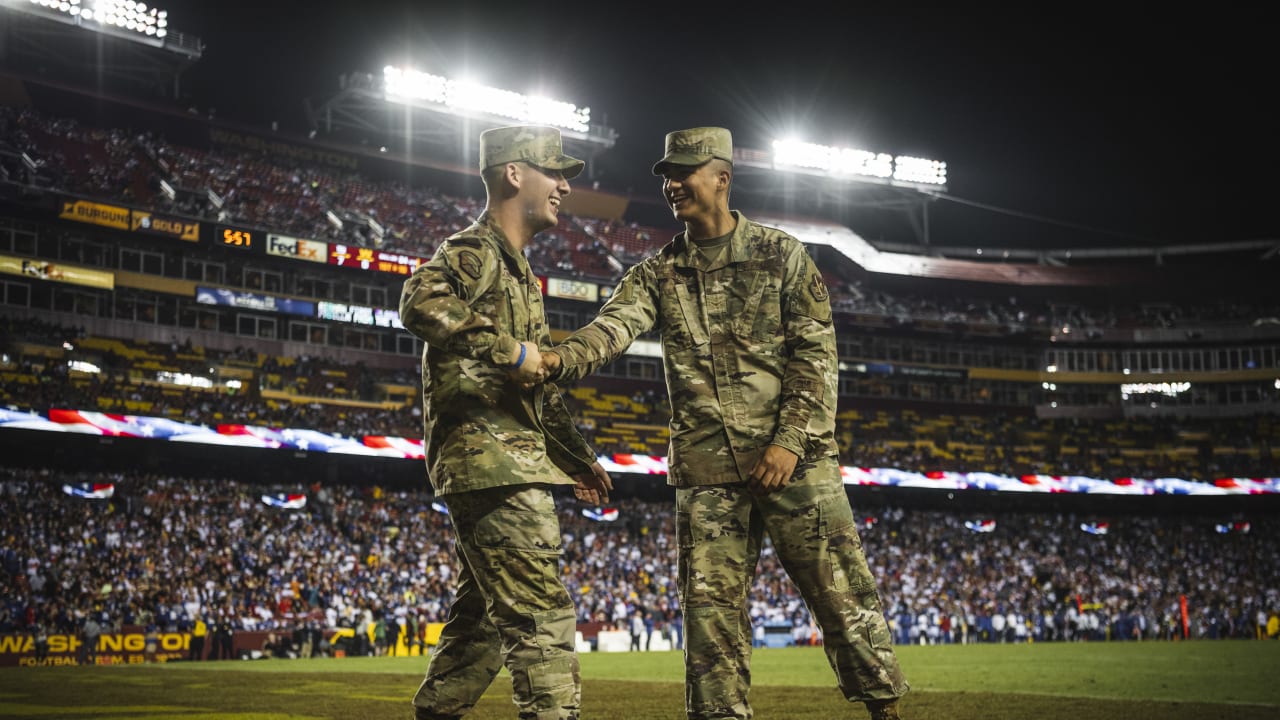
[217,225,257,250]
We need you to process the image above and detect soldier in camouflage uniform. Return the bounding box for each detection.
[400,125,613,720]
[540,128,908,719]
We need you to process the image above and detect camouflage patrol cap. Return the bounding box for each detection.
[480,125,584,179]
[652,126,733,175]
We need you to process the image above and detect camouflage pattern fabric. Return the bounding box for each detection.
[552,212,839,488]
[652,126,734,175]
[399,211,597,495]
[551,210,907,717]
[412,484,582,720]
[480,125,585,179]
[677,458,909,719]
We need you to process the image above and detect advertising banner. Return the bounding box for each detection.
[546,276,599,302]
[0,255,115,290]
[316,301,403,329]
[57,198,130,231]
[266,234,329,263]
[328,244,425,275]
[0,630,188,667]
[131,211,200,242]
[196,286,315,316]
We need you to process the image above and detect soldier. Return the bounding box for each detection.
[539,127,909,719]
[400,124,613,720]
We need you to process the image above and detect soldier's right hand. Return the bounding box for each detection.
[506,341,546,384]
[517,349,563,389]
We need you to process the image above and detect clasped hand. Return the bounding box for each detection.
[505,342,562,387]
[573,461,613,505]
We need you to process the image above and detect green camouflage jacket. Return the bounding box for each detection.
[553,212,838,487]
[399,212,596,495]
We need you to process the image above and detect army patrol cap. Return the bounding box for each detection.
[652,126,733,175]
[480,125,584,179]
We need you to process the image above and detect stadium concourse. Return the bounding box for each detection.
[0,35,1278,665]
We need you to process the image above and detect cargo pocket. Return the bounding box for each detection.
[675,509,693,599]
[471,499,562,554]
[816,492,875,596]
[526,655,577,695]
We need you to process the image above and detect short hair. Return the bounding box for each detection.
[480,164,507,188]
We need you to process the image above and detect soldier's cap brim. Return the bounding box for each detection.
[530,155,586,180]
[652,153,710,176]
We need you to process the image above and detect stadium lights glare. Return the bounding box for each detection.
[1120,382,1191,401]
[156,371,213,389]
[771,138,946,186]
[382,65,591,133]
[25,0,170,38]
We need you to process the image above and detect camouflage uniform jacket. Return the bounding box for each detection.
[553,212,838,487]
[399,212,596,495]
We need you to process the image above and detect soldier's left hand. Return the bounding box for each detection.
[748,445,799,494]
[573,461,613,504]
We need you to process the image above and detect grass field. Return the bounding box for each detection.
[2,641,1277,719]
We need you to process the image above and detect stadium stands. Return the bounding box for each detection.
[1,69,1277,666]
[2,464,1276,664]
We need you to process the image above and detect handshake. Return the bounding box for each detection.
[504,341,614,504]
[506,341,562,386]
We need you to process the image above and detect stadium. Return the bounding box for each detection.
[0,3,1277,719]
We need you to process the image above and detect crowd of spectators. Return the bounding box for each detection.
[3,466,1277,660]
[4,89,1280,677]
[826,277,1280,336]
[4,317,1277,480]
[843,411,1279,481]
[2,317,422,438]
[1,106,625,282]
[5,105,1279,332]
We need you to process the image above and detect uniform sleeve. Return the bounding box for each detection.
[771,239,838,459]
[398,238,523,366]
[551,260,660,382]
[540,382,597,475]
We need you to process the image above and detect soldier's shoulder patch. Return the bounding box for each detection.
[457,250,483,280]
[809,273,829,303]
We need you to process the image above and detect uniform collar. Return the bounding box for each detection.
[477,211,532,281]
[672,210,754,271]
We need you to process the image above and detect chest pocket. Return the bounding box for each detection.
[503,272,535,341]
[471,270,517,337]
[730,267,782,341]
[659,275,709,350]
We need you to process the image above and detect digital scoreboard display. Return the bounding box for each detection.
[216,225,259,251]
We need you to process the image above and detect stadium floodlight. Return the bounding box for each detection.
[769,138,947,188]
[17,0,173,41]
[382,65,591,133]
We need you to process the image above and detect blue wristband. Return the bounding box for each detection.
[512,343,527,369]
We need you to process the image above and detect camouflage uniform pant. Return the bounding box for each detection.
[676,456,909,720]
[412,484,582,720]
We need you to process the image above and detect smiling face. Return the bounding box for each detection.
[520,162,571,232]
[660,160,725,225]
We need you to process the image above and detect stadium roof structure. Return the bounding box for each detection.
[305,67,619,183]
[755,212,1280,288]
[0,0,202,98]
[735,167,1280,274]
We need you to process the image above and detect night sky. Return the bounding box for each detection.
[155,1,1278,252]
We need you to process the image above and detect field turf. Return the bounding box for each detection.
[2,640,1277,719]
